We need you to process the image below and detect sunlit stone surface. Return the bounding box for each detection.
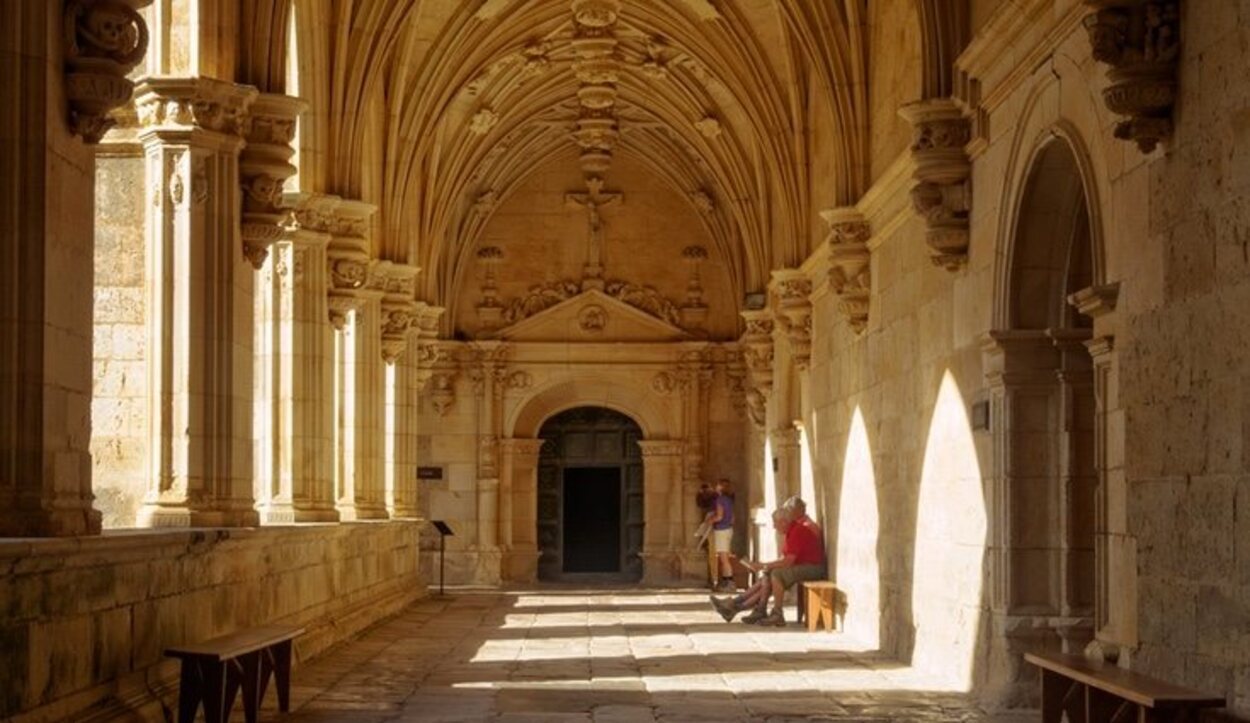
[273,590,1035,723]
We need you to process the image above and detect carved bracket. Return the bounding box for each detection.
[240,94,306,269]
[325,200,376,329]
[739,309,775,430]
[899,98,972,270]
[375,262,420,364]
[64,0,151,143]
[1083,0,1179,153]
[769,270,813,370]
[822,208,872,334]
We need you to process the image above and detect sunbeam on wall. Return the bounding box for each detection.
[911,371,987,691]
[797,422,818,523]
[835,407,879,649]
[758,435,779,561]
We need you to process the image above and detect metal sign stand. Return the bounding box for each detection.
[430,520,454,597]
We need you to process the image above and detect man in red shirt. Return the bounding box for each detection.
[747,496,826,626]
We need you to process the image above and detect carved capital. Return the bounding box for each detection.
[64,0,151,143]
[1083,0,1179,153]
[239,93,306,268]
[739,308,775,389]
[899,98,972,270]
[283,192,342,239]
[134,77,257,137]
[821,208,872,334]
[770,270,813,370]
[325,200,376,328]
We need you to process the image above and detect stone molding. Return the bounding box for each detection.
[739,309,775,430]
[326,200,377,329]
[821,207,872,334]
[637,440,685,457]
[498,438,546,459]
[769,269,813,370]
[500,277,683,329]
[899,97,972,270]
[63,0,152,143]
[1082,0,1180,153]
[1068,282,1121,319]
[240,93,307,269]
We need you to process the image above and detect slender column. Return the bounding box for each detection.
[348,267,387,519]
[770,427,802,503]
[380,263,420,519]
[500,438,545,581]
[134,77,260,527]
[638,440,685,583]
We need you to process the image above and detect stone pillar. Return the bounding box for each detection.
[770,427,802,503]
[769,270,814,372]
[0,0,151,535]
[638,440,685,583]
[499,438,545,581]
[134,77,260,528]
[378,262,419,519]
[257,193,340,522]
[346,265,388,520]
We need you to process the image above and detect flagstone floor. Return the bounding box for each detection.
[267,588,1035,722]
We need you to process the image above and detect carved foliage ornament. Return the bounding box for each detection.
[823,209,872,335]
[899,99,972,270]
[501,278,682,329]
[64,0,150,143]
[1083,0,1180,153]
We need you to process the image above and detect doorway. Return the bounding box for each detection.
[537,407,644,582]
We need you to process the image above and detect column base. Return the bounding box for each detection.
[338,502,390,521]
[291,505,341,523]
[501,548,539,582]
[138,503,260,528]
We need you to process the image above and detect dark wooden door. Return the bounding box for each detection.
[537,407,644,581]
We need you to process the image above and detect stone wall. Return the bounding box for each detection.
[1122,1,1250,713]
[91,152,148,528]
[0,522,423,722]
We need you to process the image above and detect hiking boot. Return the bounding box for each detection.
[709,595,738,622]
[716,579,736,593]
[740,605,768,625]
[760,607,786,627]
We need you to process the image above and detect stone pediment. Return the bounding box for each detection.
[497,289,691,342]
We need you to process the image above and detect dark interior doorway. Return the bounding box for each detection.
[537,407,644,582]
[562,467,621,572]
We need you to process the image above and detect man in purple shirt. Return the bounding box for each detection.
[705,478,736,591]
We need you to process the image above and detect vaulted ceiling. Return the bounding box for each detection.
[275,0,965,315]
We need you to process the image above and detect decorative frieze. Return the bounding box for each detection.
[240,93,306,269]
[500,277,683,328]
[899,98,972,270]
[822,208,872,334]
[326,200,376,329]
[770,269,814,370]
[63,0,151,143]
[134,77,256,136]
[1083,1,1180,153]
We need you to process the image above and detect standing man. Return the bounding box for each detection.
[706,478,736,591]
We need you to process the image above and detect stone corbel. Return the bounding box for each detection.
[821,208,872,334]
[1067,282,1121,320]
[240,94,307,269]
[378,263,420,364]
[1083,1,1179,153]
[64,0,152,143]
[135,76,256,136]
[739,309,775,430]
[412,302,445,389]
[899,98,972,270]
[326,200,376,329]
[769,270,813,370]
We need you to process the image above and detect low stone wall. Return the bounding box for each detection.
[0,521,424,722]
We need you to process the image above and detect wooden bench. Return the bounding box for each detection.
[1025,651,1224,723]
[166,624,303,723]
[799,581,845,632]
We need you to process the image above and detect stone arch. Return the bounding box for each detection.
[509,376,674,441]
[985,127,1104,667]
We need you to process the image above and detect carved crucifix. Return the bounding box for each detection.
[565,176,622,290]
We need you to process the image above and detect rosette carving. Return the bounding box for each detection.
[63,0,151,143]
[1083,0,1179,153]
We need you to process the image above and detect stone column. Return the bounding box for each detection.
[134,77,260,528]
[499,438,545,582]
[770,427,802,503]
[382,268,420,521]
[346,263,388,520]
[0,0,150,535]
[258,193,340,522]
[638,440,686,583]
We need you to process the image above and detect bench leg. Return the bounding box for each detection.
[237,651,262,723]
[806,587,818,632]
[199,659,228,723]
[1086,685,1125,723]
[1042,669,1085,723]
[176,660,202,723]
[274,639,293,712]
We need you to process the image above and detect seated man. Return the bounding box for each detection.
[709,509,788,624]
[709,496,826,626]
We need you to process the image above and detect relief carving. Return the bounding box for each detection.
[1083,0,1180,153]
[64,0,151,143]
[770,270,813,371]
[899,98,972,270]
[822,208,872,335]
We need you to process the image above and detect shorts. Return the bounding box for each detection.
[712,528,733,553]
[770,563,826,589]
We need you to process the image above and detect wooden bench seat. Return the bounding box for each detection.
[1025,651,1224,723]
[166,624,303,723]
